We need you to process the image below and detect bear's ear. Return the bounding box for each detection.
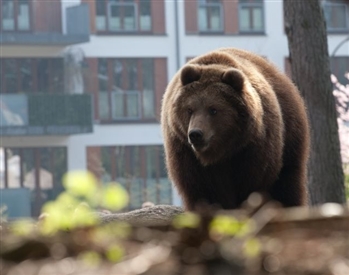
[221,69,245,91]
[181,65,201,86]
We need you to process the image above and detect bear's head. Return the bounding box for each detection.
[172,64,264,166]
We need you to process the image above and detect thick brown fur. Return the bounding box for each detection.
[161,48,310,210]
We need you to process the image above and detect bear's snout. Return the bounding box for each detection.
[188,129,204,145]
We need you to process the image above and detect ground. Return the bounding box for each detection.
[1,202,349,275]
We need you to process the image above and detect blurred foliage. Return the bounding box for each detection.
[2,171,348,274]
[172,212,200,229]
[3,170,130,266]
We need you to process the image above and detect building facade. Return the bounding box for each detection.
[1,0,348,217]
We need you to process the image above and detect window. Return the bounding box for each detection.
[323,1,349,32]
[0,58,64,94]
[0,147,67,216]
[198,0,223,32]
[97,58,155,121]
[239,0,264,33]
[95,0,151,32]
[95,145,171,210]
[1,0,31,31]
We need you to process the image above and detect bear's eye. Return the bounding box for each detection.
[209,107,217,116]
[187,108,193,115]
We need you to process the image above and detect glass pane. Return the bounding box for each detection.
[98,59,110,119]
[37,59,50,93]
[198,6,208,30]
[38,148,54,201]
[324,4,348,30]
[99,91,110,120]
[127,60,137,90]
[126,92,139,118]
[129,146,140,177]
[145,146,156,203]
[51,147,66,197]
[159,178,171,204]
[141,59,154,118]
[51,59,64,94]
[239,8,250,31]
[18,0,30,30]
[158,146,167,178]
[129,178,142,209]
[112,92,125,118]
[208,6,221,30]
[252,7,263,31]
[20,59,33,93]
[146,178,157,204]
[6,148,21,188]
[139,0,151,31]
[2,0,15,31]
[101,146,112,183]
[115,146,126,178]
[109,4,121,31]
[0,94,28,126]
[123,5,136,30]
[98,58,108,91]
[22,148,35,190]
[4,59,17,93]
[96,0,106,30]
[113,60,123,90]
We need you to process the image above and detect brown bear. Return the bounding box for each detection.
[161,48,310,210]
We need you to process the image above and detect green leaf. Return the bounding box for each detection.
[100,183,129,211]
[78,251,101,267]
[172,212,200,229]
[243,238,261,258]
[10,219,35,236]
[106,245,124,263]
[63,171,98,199]
[209,215,240,236]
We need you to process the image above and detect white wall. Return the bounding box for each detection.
[61,0,81,34]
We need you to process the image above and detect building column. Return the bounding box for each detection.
[67,140,87,172]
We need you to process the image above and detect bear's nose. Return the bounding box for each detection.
[189,129,204,144]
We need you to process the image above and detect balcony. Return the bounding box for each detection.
[0,93,93,136]
[0,2,90,45]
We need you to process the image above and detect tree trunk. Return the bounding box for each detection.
[284,0,345,205]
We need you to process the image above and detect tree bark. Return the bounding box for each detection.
[284,0,345,205]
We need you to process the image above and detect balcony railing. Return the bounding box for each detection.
[0,93,93,136]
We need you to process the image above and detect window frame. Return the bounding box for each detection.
[198,0,224,33]
[323,1,349,33]
[95,0,152,34]
[0,58,65,94]
[0,147,67,216]
[96,58,156,123]
[97,145,172,210]
[0,0,32,32]
[238,0,265,34]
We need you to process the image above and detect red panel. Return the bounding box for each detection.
[185,0,198,34]
[154,58,167,122]
[86,146,103,180]
[151,0,166,34]
[32,0,62,33]
[223,0,239,34]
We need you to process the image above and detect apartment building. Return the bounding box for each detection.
[1,0,348,217]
